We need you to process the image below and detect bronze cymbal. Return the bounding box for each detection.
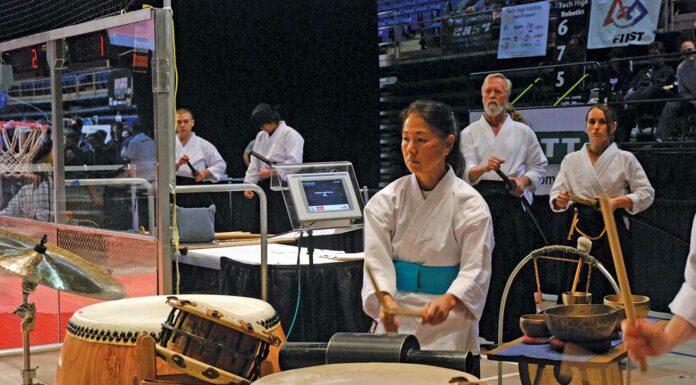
[0,231,125,300]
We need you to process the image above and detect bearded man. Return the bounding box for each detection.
[460,73,548,343]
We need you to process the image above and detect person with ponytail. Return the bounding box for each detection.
[550,104,654,303]
[460,73,548,343]
[362,99,493,377]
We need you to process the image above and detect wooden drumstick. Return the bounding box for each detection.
[598,195,648,372]
[365,264,424,318]
[571,258,583,293]
[569,194,599,209]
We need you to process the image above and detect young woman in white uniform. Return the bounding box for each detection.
[362,100,493,377]
[550,105,654,302]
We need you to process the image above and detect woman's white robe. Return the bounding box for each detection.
[361,169,494,353]
[549,143,654,215]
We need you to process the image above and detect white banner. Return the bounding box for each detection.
[497,1,550,59]
[587,0,661,49]
[469,106,589,195]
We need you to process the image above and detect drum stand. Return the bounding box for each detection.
[12,280,44,385]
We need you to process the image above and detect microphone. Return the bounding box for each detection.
[185,160,199,177]
[250,150,274,166]
[493,168,517,192]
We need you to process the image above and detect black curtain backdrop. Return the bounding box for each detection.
[172,0,380,187]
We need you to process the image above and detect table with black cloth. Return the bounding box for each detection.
[174,243,372,343]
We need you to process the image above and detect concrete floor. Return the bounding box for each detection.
[0,338,695,385]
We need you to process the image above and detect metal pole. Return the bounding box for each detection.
[47,39,66,224]
[22,288,31,385]
[14,280,41,385]
[173,184,269,301]
[510,78,542,106]
[153,8,176,295]
[553,73,590,106]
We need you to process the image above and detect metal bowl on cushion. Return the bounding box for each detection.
[519,314,550,338]
[544,304,621,342]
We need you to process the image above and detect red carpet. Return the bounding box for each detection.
[0,312,72,349]
[0,271,158,350]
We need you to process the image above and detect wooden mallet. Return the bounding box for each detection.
[569,194,599,209]
[571,237,592,292]
[598,195,648,372]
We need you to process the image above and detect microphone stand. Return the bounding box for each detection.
[493,168,549,245]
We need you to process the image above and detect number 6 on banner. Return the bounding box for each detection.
[558,19,568,35]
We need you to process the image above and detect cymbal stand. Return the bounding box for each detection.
[12,279,43,385]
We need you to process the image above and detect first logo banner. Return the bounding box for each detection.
[587,0,660,49]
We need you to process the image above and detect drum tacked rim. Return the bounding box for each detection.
[66,320,160,345]
[165,296,281,346]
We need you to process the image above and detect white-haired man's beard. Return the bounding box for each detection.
[484,100,505,116]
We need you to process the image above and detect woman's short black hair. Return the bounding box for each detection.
[251,103,281,128]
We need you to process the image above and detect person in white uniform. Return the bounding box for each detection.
[244,103,304,233]
[622,213,696,361]
[174,108,227,208]
[550,104,654,302]
[460,73,548,343]
[175,108,227,183]
[362,99,493,377]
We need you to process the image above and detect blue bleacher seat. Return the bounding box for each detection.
[393,25,405,42]
[379,27,393,44]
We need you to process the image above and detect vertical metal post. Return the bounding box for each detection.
[259,190,268,301]
[47,39,66,224]
[172,184,269,301]
[153,8,176,295]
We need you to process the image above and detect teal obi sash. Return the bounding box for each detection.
[393,260,459,295]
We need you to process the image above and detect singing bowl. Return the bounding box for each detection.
[519,314,550,338]
[562,291,593,305]
[603,294,650,319]
[544,304,621,342]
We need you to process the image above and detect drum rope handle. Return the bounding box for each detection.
[165,298,281,346]
[160,323,267,362]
